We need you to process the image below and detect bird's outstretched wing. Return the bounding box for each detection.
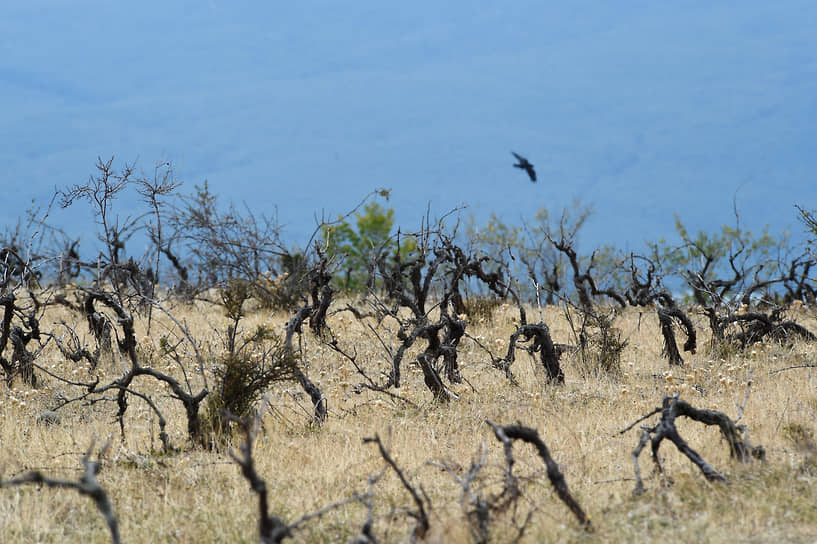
[511,151,537,182]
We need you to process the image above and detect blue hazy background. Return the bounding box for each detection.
[2,1,816,251]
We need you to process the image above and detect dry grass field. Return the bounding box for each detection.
[2,300,817,543]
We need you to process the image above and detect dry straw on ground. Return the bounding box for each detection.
[1,301,817,542]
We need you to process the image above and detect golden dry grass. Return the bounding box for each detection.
[2,301,817,542]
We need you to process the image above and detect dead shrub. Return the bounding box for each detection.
[567,309,626,378]
[203,328,299,443]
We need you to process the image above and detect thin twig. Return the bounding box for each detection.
[363,434,430,541]
[618,407,662,435]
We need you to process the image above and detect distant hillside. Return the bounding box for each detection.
[1,1,815,250]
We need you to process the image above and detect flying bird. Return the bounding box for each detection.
[511,152,536,182]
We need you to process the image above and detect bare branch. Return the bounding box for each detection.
[1,442,120,544]
[486,420,591,529]
[363,434,430,541]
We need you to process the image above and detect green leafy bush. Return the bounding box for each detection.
[322,200,415,293]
